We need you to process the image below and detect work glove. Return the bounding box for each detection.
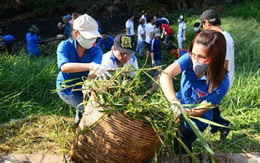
[183,37,186,41]
[152,60,155,66]
[89,62,111,80]
[170,100,185,119]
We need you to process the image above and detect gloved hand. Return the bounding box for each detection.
[152,60,155,66]
[89,62,110,79]
[170,100,185,119]
[183,37,186,41]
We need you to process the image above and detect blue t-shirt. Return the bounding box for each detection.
[176,53,229,130]
[97,36,114,52]
[150,38,162,61]
[56,39,103,94]
[2,35,15,44]
[26,32,40,57]
[64,22,71,39]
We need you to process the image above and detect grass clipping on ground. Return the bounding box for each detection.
[0,114,76,156]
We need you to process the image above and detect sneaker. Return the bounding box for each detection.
[220,123,233,140]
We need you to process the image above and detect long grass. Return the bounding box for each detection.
[0,1,259,159]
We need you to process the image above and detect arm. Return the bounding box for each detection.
[159,62,182,102]
[60,62,91,73]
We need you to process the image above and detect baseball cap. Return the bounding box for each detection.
[114,34,135,54]
[179,15,184,20]
[73,14,101,39]
[200,9,220,24]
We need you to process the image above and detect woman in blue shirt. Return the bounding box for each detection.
[160,30,230,154]
[56,14,108,128]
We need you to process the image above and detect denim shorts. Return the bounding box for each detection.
[58,92,84,113]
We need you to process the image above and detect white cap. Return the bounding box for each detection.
[154,28,161,36]
[179,15,184,20]
[73,14,101,39]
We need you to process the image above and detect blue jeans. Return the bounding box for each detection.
[174,122,207,154]
[152,60,161,76]
[210,107,230,133]
[164,34,172,46]
[136,40,144,57]
[58,92,84,124]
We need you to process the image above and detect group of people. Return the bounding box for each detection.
[56,9,235,155]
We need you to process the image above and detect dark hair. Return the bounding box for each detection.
[188,30,227,92]
[147,16,154,23]
[193,22,200,28]
[100,29,107,35]
[166,44,177,52]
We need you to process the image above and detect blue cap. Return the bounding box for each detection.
[63,16,67,20]
[66,14,72,19]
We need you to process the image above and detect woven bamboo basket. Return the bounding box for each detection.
[70,102,159,163]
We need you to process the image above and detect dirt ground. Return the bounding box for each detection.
[0,153,260,163]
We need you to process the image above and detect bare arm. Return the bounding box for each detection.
[60,62,91,73]
[160,62,182,102]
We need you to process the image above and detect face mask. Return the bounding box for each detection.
[178,19,180,23]
[191,58,208,74]
[194,28,199,32]
[77,36,96,49]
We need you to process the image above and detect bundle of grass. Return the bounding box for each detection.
[69,65,172,162]
[69,65,215,162]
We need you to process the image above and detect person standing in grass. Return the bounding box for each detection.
[160,20,173,47]
[136,18,146,59]
[26,25,40,58]
[177,15,186,48]
[145,16,155,60]
[150,28,162,77]
[101,34,138,77]
[160,30,230,154]
[97,30,114,53]
[200,9,235,138]
[56,14,109,128]
[0,29,15,54]
[125,14,135,46]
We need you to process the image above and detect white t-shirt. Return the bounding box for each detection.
[222,31,235,87]
[141,15,147,24]
[137,24,145,41]
[145,23,155,43]
[101,51,139,76]
[125,19,134,35]
[177,21,186,38]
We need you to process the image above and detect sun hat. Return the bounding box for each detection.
[73,14,101,39]
[200,9,220,24]
[29,25,39,33]
[114,34,135,54]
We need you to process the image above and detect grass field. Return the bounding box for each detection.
[0,1,259,161]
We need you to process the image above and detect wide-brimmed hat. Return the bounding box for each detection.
[114,34,135,54]
[29,25,39,33]
[73,14,101,39]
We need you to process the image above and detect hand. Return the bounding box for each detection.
[183,37,186,41]
[170,100,185,119]
[152,60,155,66]
[89,63,110,79]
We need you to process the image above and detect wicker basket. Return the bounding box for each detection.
[70,102,159,163]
